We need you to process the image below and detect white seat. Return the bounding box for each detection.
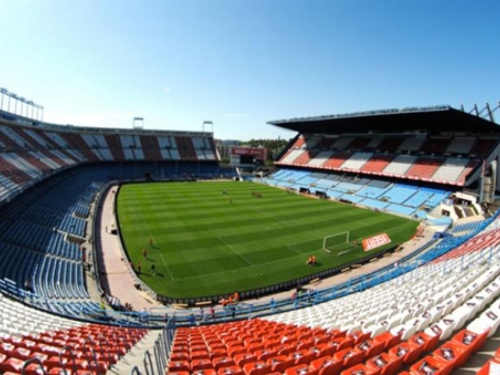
[478,309,500,337]
[390,324,417,341]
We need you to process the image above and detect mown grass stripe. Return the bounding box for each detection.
[117,181,418,298]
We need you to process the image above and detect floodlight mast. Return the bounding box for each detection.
[0,87,43,121]
[203,120,213,133]
[133,117,144,129]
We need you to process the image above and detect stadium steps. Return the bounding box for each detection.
[107,329,162,375]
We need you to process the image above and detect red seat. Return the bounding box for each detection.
[409,332,439,353]
[169,360,191,372]
[12,347,32,360]
[247,343,264,353]
[168,372,190,375]
[288,350,309,364]
[333,348,364,369]
[372,332,400,350]
[356,340,384,358]
[234,353,256,367]
[228,345,247,357]
[278,346,296,356]
[0,343,16,356]
[316,343,337,358]
[192,358,213,371]
[433,341,469,369]
[267,355,294,373]
[254,349,278,361]
[297,339,315,351]
[285,364,318,375]
[23,363,49,375]
[366,353,401,375]
[388,341,422,365]
[217,365,244,375]
[310,355,343,375]
[330,336,355,351]
[0,357,25,373]
[170,352,190,362]
[295,352,317,366]
[38,344,61,356]
[210,349,228,360]
[341,363,380,375]
[212,356,236,370]
[451,329,489,352]
[350,331,371,345]
[191,350,210,360]
[243,361,271,375]
[410,355,453,375]
[192,369,217,375]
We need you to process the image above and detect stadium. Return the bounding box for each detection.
[2,83,500,375]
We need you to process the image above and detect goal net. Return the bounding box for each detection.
[322,231,350,252]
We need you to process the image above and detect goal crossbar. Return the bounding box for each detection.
[322,231,350,250]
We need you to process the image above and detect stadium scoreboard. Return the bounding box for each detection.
[230,146,268,166]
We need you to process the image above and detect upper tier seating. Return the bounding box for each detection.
[322,152,352,169]
[0,121,220,205]
[470,137,498,156]
[405,157,443,180]
[431,158,470,183]
[277,133,487,186]
[361,155,394,173]
[398,137,426,152]
[382,155,417,176]
[341,152,373,171]
[307,151,335,167]
[421,137,451,154]
[446,136,476,155]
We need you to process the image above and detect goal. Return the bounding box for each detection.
[322,231,350,251]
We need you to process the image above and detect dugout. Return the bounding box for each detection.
[315,190,328,199]
[299,187,311,194]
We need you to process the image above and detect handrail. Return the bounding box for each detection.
[98,332,113,368]
[130,365,142,374]
[154,337,166,375]
[58,344,78,375]
[143,350,155,375]
[82,335,101,375]
[22,357,47,375]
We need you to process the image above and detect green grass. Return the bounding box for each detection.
[116,181,418,298]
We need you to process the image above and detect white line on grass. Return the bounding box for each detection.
[157,251,175,282]
[246,205,289,231]
[286,243,304,254]
[217,236,254,266]
[285,237,324,254]
[136,199,176,282]
[179,250,308,281]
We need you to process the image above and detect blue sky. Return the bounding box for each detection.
[0,0,499,140]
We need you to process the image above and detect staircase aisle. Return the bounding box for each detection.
[107,329,162,375]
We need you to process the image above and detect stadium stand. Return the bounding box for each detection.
[2,103,500,374]
[263,168,450,218]
[0,290,148,374]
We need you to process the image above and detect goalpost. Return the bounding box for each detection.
[322,231,350,252]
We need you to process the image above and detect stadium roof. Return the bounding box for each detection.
[268,105,500,134]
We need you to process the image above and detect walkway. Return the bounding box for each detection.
[97,185,162,311]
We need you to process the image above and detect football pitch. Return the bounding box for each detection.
[116,181,419,299]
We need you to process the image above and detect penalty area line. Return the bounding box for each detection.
[157,251,176,282]
[218,236,254,266]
